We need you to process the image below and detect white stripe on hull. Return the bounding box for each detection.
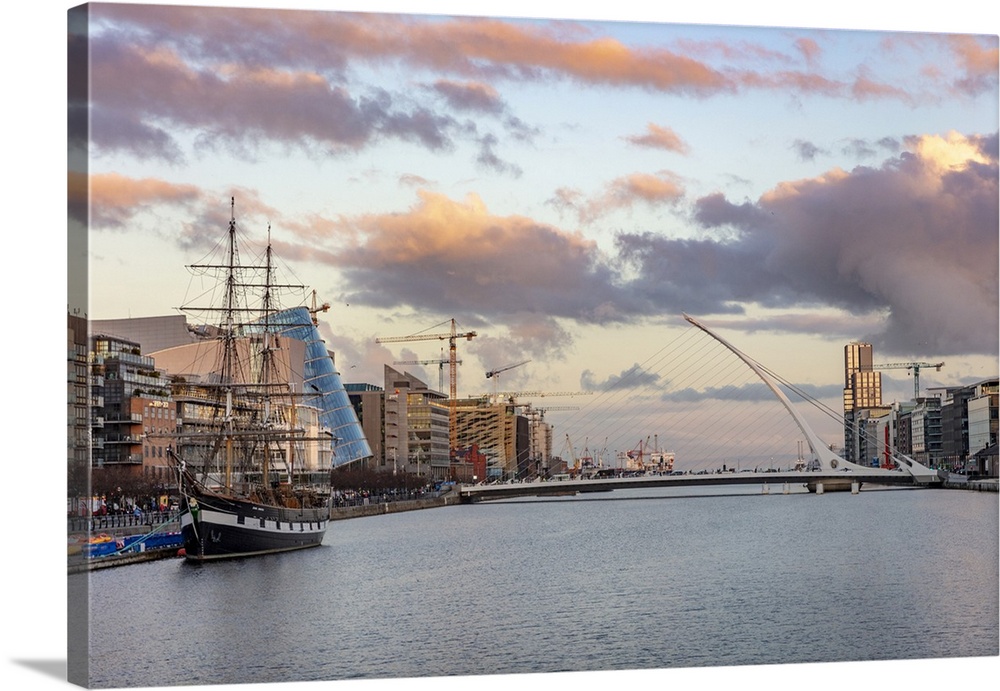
[181,505,327,561]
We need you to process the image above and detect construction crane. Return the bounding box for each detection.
[376,319,477,451]
[488,390,592,404]
[514,403,580,424]
[873,361,944,399]
[486,359,530,402]
[526,405,579,417]
[486,359,530,380]
[308,290,330,326]
[393,356,462,392]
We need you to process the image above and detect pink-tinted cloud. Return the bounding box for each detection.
[554,172,686,222]
[80,5,982,165]
[82,173,202,228]
[794,37,822,67]
[625,123,690,154]
[627,130,999,356]
[946,34,1000,96]
[87,39,458,161]
[89,125,998,359]
[329,190,624,320]
[430,80,504,114]
[886,33,999,99]
[850,70,913,103]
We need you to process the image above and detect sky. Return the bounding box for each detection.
[65,0,999,465]
[4,2,998,691]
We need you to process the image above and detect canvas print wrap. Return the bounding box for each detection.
[67,2,998,689]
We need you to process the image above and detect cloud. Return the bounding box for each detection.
[662,382,772,403]
[555,171,686,222]
[87,128,997,359]
[625,123,690,154]
[794,38,822,67]
[322,190,636,324]
[83,6,991,168]
[794,137,902,163]
[661,381,843,403]
[633,130,999,356]
[945,35,1000,97]
[85,24,464,162]
[80,175,293,265]
[792,139,827,161]
[581,364,661,391]
[430,80,504,114]
[469,313,574,371]
[694,312,887,341]
[80,173,202,228]
[476,133,523,176]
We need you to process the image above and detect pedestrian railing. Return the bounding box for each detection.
[68,511,178,534]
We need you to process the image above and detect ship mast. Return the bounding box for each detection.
[259,222,277,498]
[221,197,239,492]
[177,198,316,496]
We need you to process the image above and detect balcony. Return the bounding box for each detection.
[101,455,144,466]
[103,435,142,445]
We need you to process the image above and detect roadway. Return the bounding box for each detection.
[457,468,942,503]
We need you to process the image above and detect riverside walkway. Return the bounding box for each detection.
[68,489,460,572]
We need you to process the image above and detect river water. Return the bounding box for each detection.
[77,486,998,689]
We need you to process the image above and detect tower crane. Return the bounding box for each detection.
[487,390,593,404]
[485,359,530,402]
[873,361,944,399]
[513,403,579,424]
[524,405,579,417]
[376,319,477,451]
[308,290,330,326]
[393,356,462,392]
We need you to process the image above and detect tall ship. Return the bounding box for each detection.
[167,199,370,561]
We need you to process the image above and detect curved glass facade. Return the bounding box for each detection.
[266,307,372,466]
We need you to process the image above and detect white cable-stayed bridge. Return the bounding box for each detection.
[459,314,942,503]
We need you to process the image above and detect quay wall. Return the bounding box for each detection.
[68,547,180,574]
[943,478,998,492]
[328,490,460,520]
[69,491,459,572]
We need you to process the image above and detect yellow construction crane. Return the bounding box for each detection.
[376,319,477,451]
[309,290,330,326]
[873,361,944,399]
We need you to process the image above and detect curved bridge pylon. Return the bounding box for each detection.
[683,314,940,485]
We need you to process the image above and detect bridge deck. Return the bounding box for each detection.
[458,469,938,503]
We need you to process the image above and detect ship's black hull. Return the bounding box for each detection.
[180,492,328,561]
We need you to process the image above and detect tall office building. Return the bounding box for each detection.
[844,342,882,463]
[844,342,882,413]
[382,365,450,478]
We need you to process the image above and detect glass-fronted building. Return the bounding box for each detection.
[843,341,883,463]
[266,306,372,466]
